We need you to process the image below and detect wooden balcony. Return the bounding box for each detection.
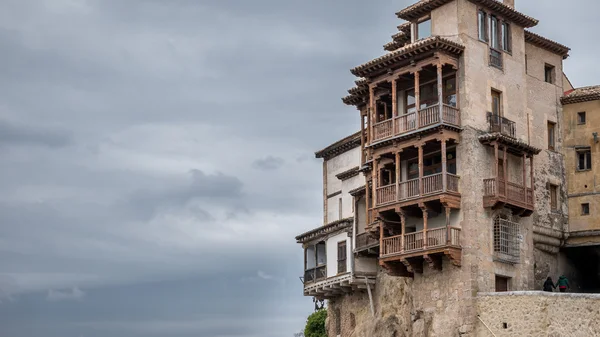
[355,232,379,254]
[375,173,460,208]
[302,271,376,300]
[380,226,462,274]
[303,265,327,284]
[371,103,461,144]
[483,178,534,216]
[487,112,516,138]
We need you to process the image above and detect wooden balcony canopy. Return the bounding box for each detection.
[350,37,464,78]
[295,217,353,244]
[479,133,541,156]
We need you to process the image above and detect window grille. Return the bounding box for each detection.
[493,216,520,263]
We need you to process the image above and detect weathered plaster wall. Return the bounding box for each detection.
[326,147,363,222]
[562,99,600,232]
[476,292,600,337]
[326,233,352,278]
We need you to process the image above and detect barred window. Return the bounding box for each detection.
[493,216,520,263]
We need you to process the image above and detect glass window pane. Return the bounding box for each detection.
[478,11,487,41]
[579,153,585,170]
[586,151,592,169]
[316,243,326,265]
[491,17,498,49]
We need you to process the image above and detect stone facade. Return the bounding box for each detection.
[298,0,600,335]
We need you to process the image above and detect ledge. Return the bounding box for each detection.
[477,291,600,299]
[295,217,353,243]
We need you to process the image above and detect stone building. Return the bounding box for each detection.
[295,0,600,336]
[560,85,600,292]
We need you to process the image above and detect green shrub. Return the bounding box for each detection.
[304,309,327,337]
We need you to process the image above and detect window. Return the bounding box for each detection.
[491,90,502,116]
[577,111,587,125]
[337,241,347,274]
[495,275,510,292]
[501,22,511,52]
[547,122,556,150]
[490,16,499,49]
[545,64,555,83]
[577,148,592,171]
[316,242,326,266]
[493,215,520,263]
[582,203,590,215]
[549,184,558,211]
[525,54,528,73]
[478,10,488,41]
[417,18,431,40]
[444,76,457,107]
[339,197,343,220]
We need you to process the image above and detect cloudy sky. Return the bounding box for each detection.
[0,0,598,336]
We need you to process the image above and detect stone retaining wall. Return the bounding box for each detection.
[476,291,600,337]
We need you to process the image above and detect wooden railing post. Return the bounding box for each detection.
[421,206,428,250]
[494,141,499,197]
[400,211,406,253]
[369,85,376,145]
[437,63,443,123]
[445,206,451,245]
[418,143,424,196]
[442,138,447,192]
[503,146,508,199]
[395,151,401,202]
[415,70,421,128]
[372,158,378,206]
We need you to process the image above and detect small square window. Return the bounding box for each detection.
[582,203,590,215]
[549,184,559,211]
[577,112,586,125]
[577,148,592,171]
[545,64,555,84]
[547,121,556,151]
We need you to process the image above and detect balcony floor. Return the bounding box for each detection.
[380,246,462,275]
[303,273,377,300]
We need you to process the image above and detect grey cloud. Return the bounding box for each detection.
[47,287,85,302]
[0,119,72,148]
[252,156,285,171]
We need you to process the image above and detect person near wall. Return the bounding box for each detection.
[557,275,570,293]
[543,277,556,292]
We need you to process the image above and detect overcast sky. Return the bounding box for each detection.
[0,1,598,336]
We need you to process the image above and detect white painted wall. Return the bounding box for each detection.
[326,232,352,278]
[325,146,365,222]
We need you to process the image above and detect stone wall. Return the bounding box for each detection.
[476,292,600,337]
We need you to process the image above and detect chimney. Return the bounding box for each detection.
[503,0,514,8]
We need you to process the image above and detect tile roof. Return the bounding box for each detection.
[295,217,353,243]
[351,36,465,78]
[315,131,362,160]
[561,85,600,105]
[525,30,570,59]
[396,0,454,21]
[478,132,542,155]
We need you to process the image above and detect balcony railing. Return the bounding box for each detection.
[489,48,503,69]
[381,227,461,257]
[483,178,534,209]
[375,173,460,207]
[372,103,460,143]
[487,112,516,138]
[304,265,327,284]
[355,232,379,251]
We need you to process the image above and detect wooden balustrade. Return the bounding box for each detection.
[376,184,397,206]
[483,177,533,208]
[423,173,443,195]
[380,227,462,257]
[419,105,440,127]
[382,234,402,256]
[395,112,417,134]
[373,119,394,141]
[442,104,461,126]
[367,103,460,143]
[447,174,460,192]
[304,265,327,284]
[399,178,420,201]
[375,174,458,206]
